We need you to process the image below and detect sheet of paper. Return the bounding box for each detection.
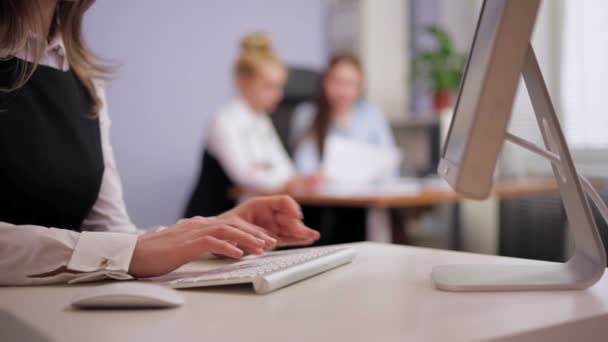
[323,135,402,185]
[318,178,421,197]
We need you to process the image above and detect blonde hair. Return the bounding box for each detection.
[235,32,284,78]
[0,0,110,114]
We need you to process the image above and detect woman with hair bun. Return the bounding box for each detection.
[185,33,320,218]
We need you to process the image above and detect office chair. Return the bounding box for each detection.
[270,67,321,153]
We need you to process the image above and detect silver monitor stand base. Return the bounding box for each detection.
[432,44,607,291]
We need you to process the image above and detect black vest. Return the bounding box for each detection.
[0,58,104,231]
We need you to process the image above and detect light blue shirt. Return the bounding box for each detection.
[289,100,397,175]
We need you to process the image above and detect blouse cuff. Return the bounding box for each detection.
[67,231,137,274]
[68,270,134,284]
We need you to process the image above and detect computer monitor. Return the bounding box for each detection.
[438,0,540,199]
[432,0,607,291]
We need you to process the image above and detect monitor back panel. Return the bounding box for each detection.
[439,0,541,199]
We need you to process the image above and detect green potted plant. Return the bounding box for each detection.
[413,25,466,114]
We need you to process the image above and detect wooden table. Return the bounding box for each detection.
[3,243,608,342]
[232,178,603,248]
[235,178,590,207]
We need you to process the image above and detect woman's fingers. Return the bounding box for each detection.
[274,236,317,247]
[254,195,303,219]
[187,217,271,249]
[191,215,277,249]
[275,213,320,240]
[203,225,266,255]
[275,195,304,219]
[222,218,277,248]
[190,236,244,259]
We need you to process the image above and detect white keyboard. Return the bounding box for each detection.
[162,247,356,294]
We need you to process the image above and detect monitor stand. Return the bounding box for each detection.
[431,44,607,291]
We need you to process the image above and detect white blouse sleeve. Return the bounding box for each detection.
[0,83,140,286]
[81,83,137,233]
[207,112,294,192]
[0,223,137,285]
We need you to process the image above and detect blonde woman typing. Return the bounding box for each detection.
[185,33,319,217]
[0,1,319,286]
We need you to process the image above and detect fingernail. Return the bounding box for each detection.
[256,238,265,245]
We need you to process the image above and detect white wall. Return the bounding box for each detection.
[84,1,328,227]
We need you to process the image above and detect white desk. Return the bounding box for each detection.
[2,242,608,342]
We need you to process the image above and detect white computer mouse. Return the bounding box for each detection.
[71,282,184,309]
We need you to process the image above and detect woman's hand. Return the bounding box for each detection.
[128,196,319,278]
[128,216,277,278]
[221,195,320,247]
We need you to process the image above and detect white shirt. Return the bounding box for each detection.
[207,99,295,192]
[0,34,139,285]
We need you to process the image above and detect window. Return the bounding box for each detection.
[561,0,608,149]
